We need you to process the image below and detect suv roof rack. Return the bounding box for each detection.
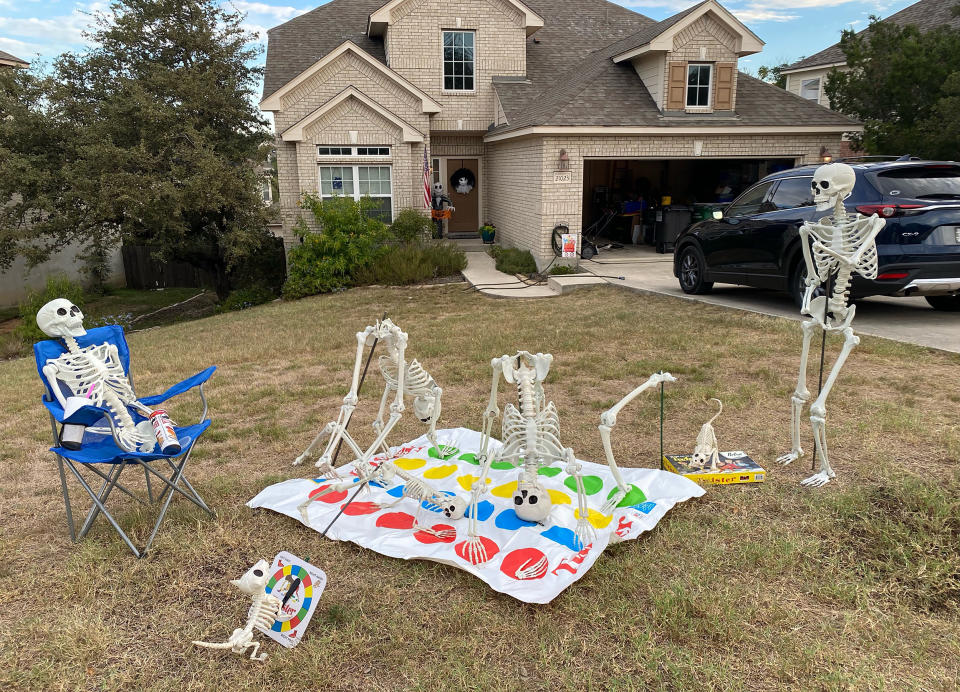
[834,154,922,163]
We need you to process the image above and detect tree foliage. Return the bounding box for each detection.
[756,63,789,89]
[825,15,960,157]
[0,0,274,297]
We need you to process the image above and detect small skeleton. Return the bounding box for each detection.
[37,299,156,452]
[777,163,885,487]
[689,398,723,471]
[192,560,280,662]
[294,319,461,522]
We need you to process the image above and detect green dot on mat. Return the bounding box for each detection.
[538,467,562,477]
[429,446,460,460]
[457,453,480,465]
[564,475,604,495]
[491,460,515,470]
[607,484,647,507]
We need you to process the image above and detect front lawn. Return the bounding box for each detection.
[1,285,957,689]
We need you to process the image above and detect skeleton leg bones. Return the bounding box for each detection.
[777,318,817,466]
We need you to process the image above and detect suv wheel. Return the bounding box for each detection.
[677,245,713,295]
[790,261,827,308]
[925,295,960,311]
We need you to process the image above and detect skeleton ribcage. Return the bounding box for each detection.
[808,214,880,281]
[500,401,564,463]
[378,356,436,396]
[48,344,136,406]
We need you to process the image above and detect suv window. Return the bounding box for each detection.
[874,166,960,200]
[726,181,774,217]
[770,177,814,210]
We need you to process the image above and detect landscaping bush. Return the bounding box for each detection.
[16,275,86,343]
[356,241,467,286]
[283,195,390,299]
[489,246,537,275]
[217,284,277,312]
[549,264,580,275]
[389,209,433,244]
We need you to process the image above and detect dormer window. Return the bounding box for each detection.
[443,31,475,91]
[686,63,712,107]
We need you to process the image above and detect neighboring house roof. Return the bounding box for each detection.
[0,50,29,67]
[783,0,960,72]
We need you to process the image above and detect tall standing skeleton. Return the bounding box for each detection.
[777,162,884,487]
[37,298,157,452]
[294,319,465,524]
[461,351,673,563]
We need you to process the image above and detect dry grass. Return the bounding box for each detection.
[0,284,957,691]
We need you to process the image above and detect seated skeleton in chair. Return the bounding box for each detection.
[37,298,159,452]
[294,319,464,526]
[777,162,884,487]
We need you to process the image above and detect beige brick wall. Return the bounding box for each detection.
[486,132,847,265]
[387,0,526,132]
[666,14,739,112]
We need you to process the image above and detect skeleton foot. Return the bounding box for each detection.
[413,523,456,539]
[297,498,314,526]
[777,450,802,466]
[463,536,491,564]
[574,517,595,551]
[515,555,548,580]
[800,471,834,488]
[600,488,627,515]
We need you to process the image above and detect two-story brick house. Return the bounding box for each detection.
[263,0,858,266]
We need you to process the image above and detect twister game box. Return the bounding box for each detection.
[662,451,765,485]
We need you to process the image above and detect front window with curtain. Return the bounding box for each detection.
[443,31,475,91]
[319,165,392,222]
[686,63,712,107]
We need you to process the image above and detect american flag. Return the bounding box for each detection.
[423,147,431,209]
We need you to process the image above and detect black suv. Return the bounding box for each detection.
[673,159,960,310]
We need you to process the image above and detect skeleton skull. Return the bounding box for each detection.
[811,163,856,212]
[513,485,553,522]
[413,393,436,423]
[442,496,466,520]
[37,298,86,338]
[230,559,272,596]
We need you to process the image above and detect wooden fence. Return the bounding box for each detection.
[121,245,215,290]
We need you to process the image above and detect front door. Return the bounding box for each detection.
[447,158,479,235]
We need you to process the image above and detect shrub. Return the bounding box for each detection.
[16,275,86,343]
[356,241,467,286]
[491,246,537,275]
[549,264,579,275]
[218,284,277,312]
[283,195,390,299]
[390,209,433,244]
[228,234,287,295]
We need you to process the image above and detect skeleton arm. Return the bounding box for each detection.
[42,363,68,407]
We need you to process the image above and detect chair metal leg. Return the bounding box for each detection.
[142,454,190,556]
[136,458,207,512]
[55,455,77,542]
[79,461,127,539]
[144,463,153,503]
[81,462,148,506]
[63,459,141,558]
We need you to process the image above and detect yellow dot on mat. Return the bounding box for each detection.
[394,458,425,471]
[491,481,518,498]
[424,464,457,479]
[457,474,491,491]
[574,508,613,529]
[547,489,571,505]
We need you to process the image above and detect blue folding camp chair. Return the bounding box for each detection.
[35,325,216,557]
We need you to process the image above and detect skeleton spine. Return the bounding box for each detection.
[63,335,138,433]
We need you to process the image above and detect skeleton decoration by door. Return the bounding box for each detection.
[459,351,674,563]
[37,298,158,452]
[293,319,465,525]
[777,162,884,487]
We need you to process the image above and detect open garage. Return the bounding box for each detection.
[580,157,796,254]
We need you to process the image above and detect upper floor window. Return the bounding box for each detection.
[687,63,712,107]
[317,146,390,157]
[800,78,821,101]
[443,31,475,91]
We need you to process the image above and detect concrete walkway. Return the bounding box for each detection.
[455,239,960,354]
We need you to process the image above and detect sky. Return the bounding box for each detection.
[0,0,920,79]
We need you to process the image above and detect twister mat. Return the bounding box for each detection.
[248,428,704,603]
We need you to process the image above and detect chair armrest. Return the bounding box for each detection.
[42,398,111,426]
[139,366,217,407]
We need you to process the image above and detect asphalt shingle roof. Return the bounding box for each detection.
[785,0,960,71]
[0,50,28,65]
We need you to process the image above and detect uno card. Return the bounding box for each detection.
[256,551,326,648]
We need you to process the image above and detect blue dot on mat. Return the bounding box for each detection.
[633,501,656,514]
[494,508,538,530]
[540,526,583,551]
[386,485,405,498]
[465,500,494,521]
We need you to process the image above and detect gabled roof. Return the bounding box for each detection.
[260,40,441,114]
[280,86,425,142]
[611,0,763,63]
[368,0,543,37]
[783,0,960,73]
[0,50,29,68]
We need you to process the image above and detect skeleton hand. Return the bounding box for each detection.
[573,516,595,553]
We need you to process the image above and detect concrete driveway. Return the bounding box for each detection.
[571,246,960,354]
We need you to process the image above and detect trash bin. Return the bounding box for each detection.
[655,205,693,254]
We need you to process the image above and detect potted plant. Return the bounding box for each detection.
[480,223,496,244]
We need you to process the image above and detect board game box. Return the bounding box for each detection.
[662,451,765,485]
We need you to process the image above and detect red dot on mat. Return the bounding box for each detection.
[454,536,500,564]
[376,512,416,530]
[308,485,348,503]
[414,524,456,544]
[500,548,548,581]
[341,501,380,516]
